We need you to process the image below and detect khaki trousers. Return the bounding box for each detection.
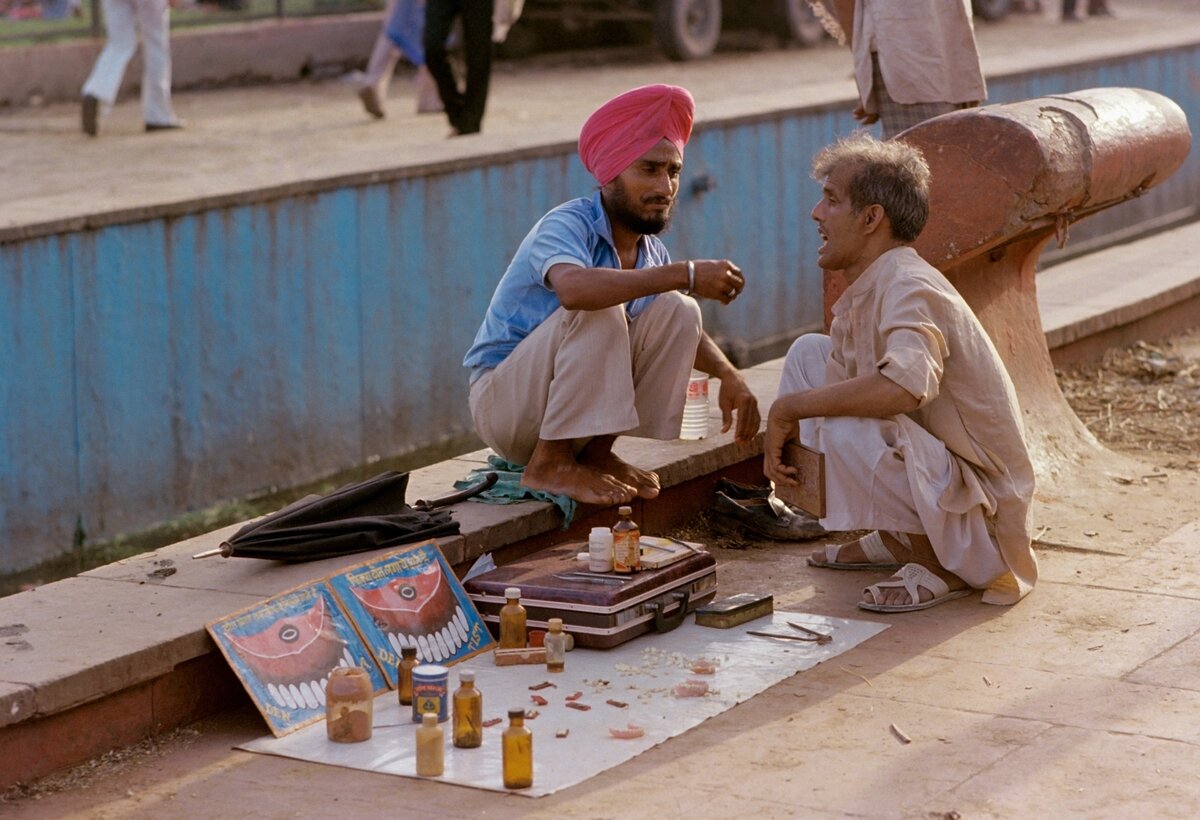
[780,333,1008,590]
[469,291,702,465]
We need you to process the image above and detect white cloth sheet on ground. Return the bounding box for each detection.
[240,611,888,796]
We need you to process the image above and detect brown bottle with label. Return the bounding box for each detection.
[397,645,418,705]
[452,670,483,748]
[611,505,641,573]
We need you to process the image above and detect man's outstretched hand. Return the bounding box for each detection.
[763,396,801,486]
[718,371,761,444]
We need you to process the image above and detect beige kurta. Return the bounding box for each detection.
[782,246,1037,604]
[850,0,986,113]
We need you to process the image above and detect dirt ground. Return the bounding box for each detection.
[4,327,1198,808]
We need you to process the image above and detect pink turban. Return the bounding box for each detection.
[578,84,696,186]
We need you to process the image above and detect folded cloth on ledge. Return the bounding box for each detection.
[454,455,577,526]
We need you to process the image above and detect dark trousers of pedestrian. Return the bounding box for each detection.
[424,0,492,135]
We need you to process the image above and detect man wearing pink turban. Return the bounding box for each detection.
[463,84,760,506]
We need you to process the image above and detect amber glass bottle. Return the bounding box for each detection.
[611,505,641,573]
[452,671,483,748]
[415,712,445,777]
[397,645,418,705]
[498,587,527,649]
[544,618,567,673]
[502,708,533,789]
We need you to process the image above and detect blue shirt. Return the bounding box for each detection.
[462,192,671,381]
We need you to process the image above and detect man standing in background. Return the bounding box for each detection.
[819,0,986,139]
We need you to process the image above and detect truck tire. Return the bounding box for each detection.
[971,0,1011,21]
[654,0,722,61]
[773,0,825,45]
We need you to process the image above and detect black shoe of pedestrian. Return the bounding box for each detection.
[145,121,184,132]
[710,489,827,541]
[358,86,385,119]
[81,94,98,137]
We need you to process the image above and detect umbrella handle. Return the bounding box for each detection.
[413,471,499,511]
[192,542,234,559]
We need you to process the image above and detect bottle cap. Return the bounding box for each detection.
[576,552,590,562]
[618,505,632,515]
[459,670,475,684]
[400,646,417,658]
[548,617,563,631]
[504,587,521,599]
[508,708,526,719]
[422,712,438,726]
[590,526,609,536]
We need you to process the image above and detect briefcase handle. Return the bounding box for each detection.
[648,590,690,634]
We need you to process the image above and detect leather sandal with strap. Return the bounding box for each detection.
[807,530,903,570]
[859,562,972,613]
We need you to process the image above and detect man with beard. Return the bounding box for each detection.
[462,84,760,506]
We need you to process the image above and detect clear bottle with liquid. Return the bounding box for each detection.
[325,666,373,743]
[611,505,641,573]
[679,369,710,440]
[544,618,567,673]
[502,708,533,789]
[498,586,527,649]
[397,645,418,706]
[415,712,445,777]
[452,670,483,748]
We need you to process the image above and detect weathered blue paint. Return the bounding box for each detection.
[2,45,1197,572]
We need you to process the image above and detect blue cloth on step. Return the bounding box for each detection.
[454,455,577,526]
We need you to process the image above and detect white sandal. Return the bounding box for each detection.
[807,530,903,571]
[859,563,971,613]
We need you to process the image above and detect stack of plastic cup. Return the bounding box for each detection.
[680,370,709,440]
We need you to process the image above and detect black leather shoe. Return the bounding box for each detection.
[81,94,98,137]
[145,121,184,132]
[710,488,827,541]
[358,86,385,119]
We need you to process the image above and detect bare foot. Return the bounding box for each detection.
[521,460,636,506]
[580,450,661,499]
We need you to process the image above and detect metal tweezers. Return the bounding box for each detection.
[746,621,832,644]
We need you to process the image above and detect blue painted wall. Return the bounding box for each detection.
[2,44,1197,572]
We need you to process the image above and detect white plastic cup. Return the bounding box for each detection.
[588,526,614,572]
[680,370,709,440]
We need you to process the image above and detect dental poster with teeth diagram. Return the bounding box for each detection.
[207,540,494,736]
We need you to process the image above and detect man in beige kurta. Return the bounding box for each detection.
[822,0,987,138]
[766,132,1036,611]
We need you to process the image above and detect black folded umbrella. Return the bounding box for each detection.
[192,470,497,562]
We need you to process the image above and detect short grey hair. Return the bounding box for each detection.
[811,132,931,242]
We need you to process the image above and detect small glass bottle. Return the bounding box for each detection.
[544,618,567,673]
[611,505,641,573]
[498,587,527,649]
[452,670,483,748]
[415,712,445,777]
[325,666,373,743]
[502,708,533,790]
[397,645,418,706]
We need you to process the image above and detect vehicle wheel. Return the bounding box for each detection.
[971,0,1011,21]
[773,0,825,45]
[654,0,722,61]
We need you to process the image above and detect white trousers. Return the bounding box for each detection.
[82,0,176,126]
[780,333,1008,590]
[469,291,703,466]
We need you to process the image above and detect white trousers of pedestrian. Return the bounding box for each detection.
[469,291,703,466]
[779,333,1007,590]
[82,0,176,126]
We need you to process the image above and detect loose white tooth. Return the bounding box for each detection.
[278,684,296,709]
[416,634,431,660]
[299,682,317,710]
[289,684,305,708]
[433,629,451,659]
[268,683,284,708]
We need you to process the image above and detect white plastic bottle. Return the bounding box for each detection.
[680,370,709,440]
[588,526,614,572]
